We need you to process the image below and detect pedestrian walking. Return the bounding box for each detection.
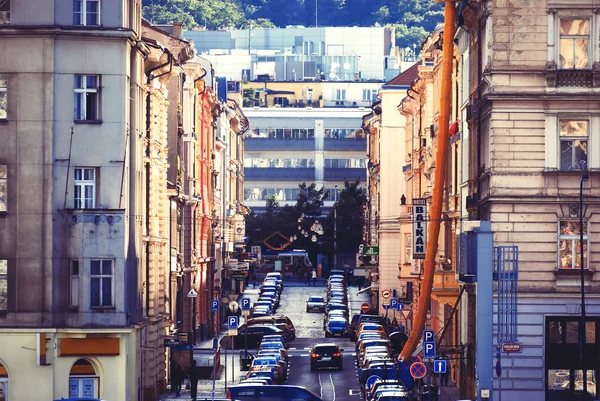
[311,269,317,286]
[188,359,199,400]
[305,269,311,285]
[172,363,185,397]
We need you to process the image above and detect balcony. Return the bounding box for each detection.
[244,138,315,151]
[324,168,366,181]
[323,138,367,151]
[545,64,600,87]
[431,268,460,306]
[245,167,315,181]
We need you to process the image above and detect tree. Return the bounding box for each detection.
[332,179,366,256]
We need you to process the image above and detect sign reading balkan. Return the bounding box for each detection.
[412,198,427,259]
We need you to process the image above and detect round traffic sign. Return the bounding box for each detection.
[366,375,380,389]
[410,362,426,379]
[361,303,370,313]
[381,289,391,299]
[229,301,239,313]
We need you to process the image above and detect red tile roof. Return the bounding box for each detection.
[384,61,422,87]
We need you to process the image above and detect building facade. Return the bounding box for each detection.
[243,107,368,213]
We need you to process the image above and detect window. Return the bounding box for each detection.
[559,19,589,69]
[404,233,412,264]
[0,73,6,119]
[0,0,9,24]
[73,0,99,26]
[558,220,588,269]
[0,164,6,212]
[0,259,6,311]
[362,89,377,103]
[334,89,346,101]
[74,75,99,121]
[70,260,79,308]
[559,120,588,171]
[74,168,96,209]
[90,259,113,307]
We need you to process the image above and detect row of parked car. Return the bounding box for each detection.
[251,272,284,318]
[305,270,351,338]
[351,314,415,401]
[228,333,325,401]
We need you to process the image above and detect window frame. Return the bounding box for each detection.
[557,219,589,270]
[558,18,591,70]
[0,0,9,25]
[70,259,80,308]
[0,259,7,311]
[0,164,6,213]
[74,74,100,122]
[74,167,96,209]
[90,259,114,308]
[558,119,588,171]
[0,73,7,120]
[73,0,100,26]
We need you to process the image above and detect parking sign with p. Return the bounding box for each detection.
[228,316,239,330]
[241,298,251,310]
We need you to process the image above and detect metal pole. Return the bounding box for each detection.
[211,349,217,401]
[224,337,228,392]
[580,173,589,399]
[334,186,338,270]
[232,335,235,384]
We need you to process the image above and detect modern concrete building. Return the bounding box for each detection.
[184,26,398,82]
[242,107,368,213]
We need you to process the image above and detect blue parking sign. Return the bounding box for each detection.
[228,316,239,330]
[241,298,251,310]
[433,359,447,374]
[423,330,434,342]
[390,298,398,310]
[211,300,219,312]
[424,341,436,358]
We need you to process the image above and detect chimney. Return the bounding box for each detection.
[173,22,184,38]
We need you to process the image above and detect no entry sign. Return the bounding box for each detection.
[361,303,370,313]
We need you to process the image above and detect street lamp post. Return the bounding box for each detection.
[579,173,589,399]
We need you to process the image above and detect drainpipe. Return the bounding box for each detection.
[400,0,456,362]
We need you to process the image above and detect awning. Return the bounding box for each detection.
[356,286,372,295]
[256,88,295,95]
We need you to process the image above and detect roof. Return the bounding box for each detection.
[383,61,422,87]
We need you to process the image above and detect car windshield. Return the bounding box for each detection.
[328,319,347,327]
[309,297,324,302]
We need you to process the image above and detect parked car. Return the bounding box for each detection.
[310,343,344,371]
[220,325,283,349]
[247,315,296,339]
[227,385,323,401]
[249,356,284,384]
[306,296,326,313]
[350,314,386,341]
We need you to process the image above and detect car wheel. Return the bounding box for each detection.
[306,307,310,312]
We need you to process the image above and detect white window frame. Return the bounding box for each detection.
[0,73,6,119]
[404,233,412,264]
[0,164,6,212]
[74,167,96,209]
[69,377,99,398]
[74,75,100,121]
[334,89,346,101]
[558,220,589,269]
[73,0,100,26]
[70,259,80,308]
[559,119,588,171]
[0,0,9,25]
[90,259,113,308]
[0,259,7,311]
[558,18,591,70]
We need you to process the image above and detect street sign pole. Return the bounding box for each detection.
[232,334,235,384]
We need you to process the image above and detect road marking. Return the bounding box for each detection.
[329,373,336,401]
[318,373,323,399]
[349,389,362,396]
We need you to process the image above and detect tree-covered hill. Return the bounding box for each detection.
[142,0,443,49]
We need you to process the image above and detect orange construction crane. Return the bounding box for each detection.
[399,0,456,362]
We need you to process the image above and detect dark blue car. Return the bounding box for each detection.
[325,317,348,338]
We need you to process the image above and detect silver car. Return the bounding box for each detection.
[306,296,326,313]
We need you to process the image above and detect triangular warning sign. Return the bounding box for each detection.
[400,309,412,320]
[187,288,198,298]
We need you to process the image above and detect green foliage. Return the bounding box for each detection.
[243,88,258,108]
[142,0,443,49]
[332,179,367,254]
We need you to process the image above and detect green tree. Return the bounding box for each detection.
[332,179,366,256]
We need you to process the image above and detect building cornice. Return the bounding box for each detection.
[0,26,136,40]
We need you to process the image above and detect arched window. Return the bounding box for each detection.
[0,361,8,401]
[69,359,99,399]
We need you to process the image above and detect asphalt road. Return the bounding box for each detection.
[275,285,364,401]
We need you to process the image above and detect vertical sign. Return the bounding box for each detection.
[412,198,427,259]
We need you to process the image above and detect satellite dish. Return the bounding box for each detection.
[343,62,350,71]
[331,62,339,69]
[329,72,336,79]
